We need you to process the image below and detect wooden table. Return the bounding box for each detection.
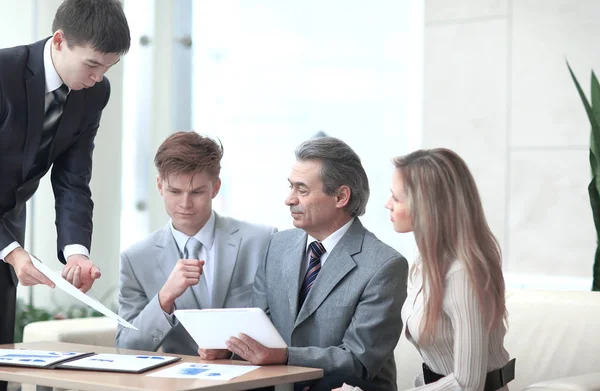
[0,342,323,391]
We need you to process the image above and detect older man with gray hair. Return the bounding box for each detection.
[201,137,408,391]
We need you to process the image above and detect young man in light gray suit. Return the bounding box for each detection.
[115,131,276,355]
[200,137,409,391]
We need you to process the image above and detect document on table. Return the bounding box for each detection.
[57,353,180,373]
[30,254,138,330]
[0,349,93,368]
[148,363,260,380]
[174,308,287,349]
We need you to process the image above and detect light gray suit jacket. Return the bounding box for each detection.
[253,219,408,390]
[115,213,276,355]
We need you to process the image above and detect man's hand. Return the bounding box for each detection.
[5,248,55,288]
[225,333,287,365]
[63,254,101,293]
[158,258,204,313]
[197,349,231,360]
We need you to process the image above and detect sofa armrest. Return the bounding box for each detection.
[524,372,600,391]
[23,317,117,347]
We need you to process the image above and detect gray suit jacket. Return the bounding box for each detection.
[115,213,276,355]
[253,219,408,390]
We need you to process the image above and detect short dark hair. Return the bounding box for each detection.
[52,0,131,55]
[295,136,370,217]
[154,131,224,180]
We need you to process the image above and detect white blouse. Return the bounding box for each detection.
[400,260,510,391]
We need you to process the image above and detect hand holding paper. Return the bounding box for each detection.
[4,248,55,288]
[30,254,138,330]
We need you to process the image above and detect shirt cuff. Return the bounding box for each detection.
[162,301,179,326]
[0,242,21,262]
[63,244,90,260]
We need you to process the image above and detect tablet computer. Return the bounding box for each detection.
[174,308,287,349]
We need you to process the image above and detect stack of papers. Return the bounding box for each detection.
[0,349,92,368]
[57,353,180,373]
[0,350,180,374]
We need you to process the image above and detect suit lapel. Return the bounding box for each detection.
[294,219,364,327]
[285,231,309,318]
[156,224,200,309]
[47,91,84,164]
[210,214,241,309]
[22,40,46,181]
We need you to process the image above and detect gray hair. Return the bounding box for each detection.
[295,137,370,217]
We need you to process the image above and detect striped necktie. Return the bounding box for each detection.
[29,84,69,178]
[298,241,326,309]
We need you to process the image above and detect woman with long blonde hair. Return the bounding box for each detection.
[339,148,514,391]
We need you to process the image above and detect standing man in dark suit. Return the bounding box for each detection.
[201,137,409,391]
[0,0,131,364]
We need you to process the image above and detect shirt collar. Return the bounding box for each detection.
[43,38,70,94]
[169,210,217,255]
[306,217,355,255]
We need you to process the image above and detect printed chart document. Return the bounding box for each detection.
[57,353,180,373]
[148,363,260,380]
[0,349,93,368]
[30,254,138,330]
[174,308,287,349]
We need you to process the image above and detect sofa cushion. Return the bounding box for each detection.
[22,317,117,347]
[505,290,600,391]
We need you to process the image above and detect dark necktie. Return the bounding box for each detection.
[298,240,326,309]
[30,84,69,177]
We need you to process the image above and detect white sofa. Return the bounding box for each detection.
[23,290,600,390]
[395,290,600,390]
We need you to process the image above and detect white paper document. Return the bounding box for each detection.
[57,353,180,373]
[148,363,260,380]
[30,254,138,330]
[174,308,287,349]
[0,349,92,368]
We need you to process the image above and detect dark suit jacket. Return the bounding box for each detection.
[0,37,110,287]
[252,219,409,391]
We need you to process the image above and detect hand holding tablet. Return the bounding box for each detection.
[174,308,286,349]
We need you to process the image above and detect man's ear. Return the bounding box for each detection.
[51,30,66,51]
[335,185,351,209]
[157,176,164,195]
[212,178,222,199]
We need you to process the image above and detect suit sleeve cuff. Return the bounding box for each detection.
[162,301,179,327]
[63,244,90,260]
[1,242,21,262]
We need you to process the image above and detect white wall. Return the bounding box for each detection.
[423,0,599,289]
[0,0,124,310]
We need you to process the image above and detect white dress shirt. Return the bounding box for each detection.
[302,217,354,274]
[170,210,217,306]
[0,39,83,263]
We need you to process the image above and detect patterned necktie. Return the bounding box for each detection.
[298,241,326,309]
[30,84,69,177]
[184,237,202,260]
